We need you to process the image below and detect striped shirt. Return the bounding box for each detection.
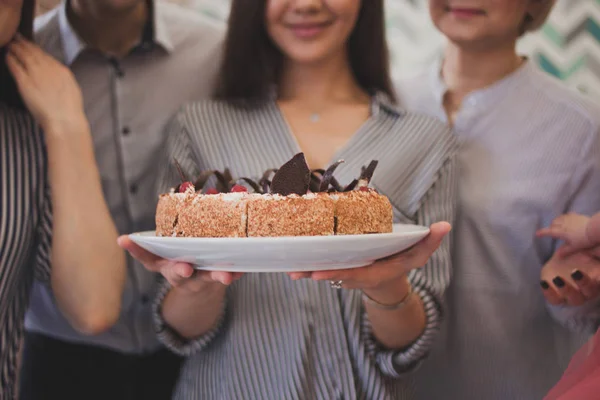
[396,60,600,400]
[153,94,457,399]
[0,104,52,399]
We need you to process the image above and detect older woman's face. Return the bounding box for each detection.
[265,0,361,65]
[428,0,536,49]
[0,0,23,48]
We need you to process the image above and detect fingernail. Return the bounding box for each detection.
[540,281,550,290]
[553,277,566,288]
[571,270,584,281]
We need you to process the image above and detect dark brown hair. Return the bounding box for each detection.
[0,0,36,109]
[214,0,396,105]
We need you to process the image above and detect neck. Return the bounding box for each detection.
[442,40,523,96]
[278,52,369,108]
[68,0,148,57]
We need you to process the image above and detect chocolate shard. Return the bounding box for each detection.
[237,177,263,193]
[319,159,345,192]
[270,153,311,196]
[173,159,188,183]
[359,160,379,182]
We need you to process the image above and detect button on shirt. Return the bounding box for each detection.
[25,0,224,354]
[397,60,600,400]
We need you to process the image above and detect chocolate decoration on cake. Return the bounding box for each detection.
[343,179,358,192]
[360,160,378,182]
[259,169,278,194]
[319,160,345,192]
[237,177,263,193]
[270,153,311,196]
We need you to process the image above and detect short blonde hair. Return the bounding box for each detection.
[522,0,557,35]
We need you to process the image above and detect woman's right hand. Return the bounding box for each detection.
[117,236,243,292]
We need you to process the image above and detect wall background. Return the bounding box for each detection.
[36,0,600,100]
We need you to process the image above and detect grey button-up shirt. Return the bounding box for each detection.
[25,0,224,353]
[397,60,600,400]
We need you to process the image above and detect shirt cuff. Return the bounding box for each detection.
[362,281,442,378]
[153,280,228,357]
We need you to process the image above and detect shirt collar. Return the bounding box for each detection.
[428,55,534,110]
[58,0,174,66]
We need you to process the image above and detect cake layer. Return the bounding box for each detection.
[247,194,334,237]
[156,192,248,238]
[332,190,393,235]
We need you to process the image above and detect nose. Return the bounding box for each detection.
[290,0,324,13]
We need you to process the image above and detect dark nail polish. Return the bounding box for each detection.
[540,281,550,290]
[571,270,584,281]
[553,277,566,288]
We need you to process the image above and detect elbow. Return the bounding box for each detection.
[69,306,121,335]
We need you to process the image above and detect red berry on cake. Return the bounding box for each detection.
[230,184,248,193]
[205,188,219,195]
[178,181,194,193]
[359,186,371,192]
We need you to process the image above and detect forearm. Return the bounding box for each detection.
[45,119,126,334]
[162,282,227,339]
[363,276,426,349]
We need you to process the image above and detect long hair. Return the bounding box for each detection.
[0,0,36,109]
[214,0,396,105]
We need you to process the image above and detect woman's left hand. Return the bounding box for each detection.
[288,222,451,300]
[5,35,86,133]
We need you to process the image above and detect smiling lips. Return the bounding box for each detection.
[286,21,334,39]
[446,6,486,18]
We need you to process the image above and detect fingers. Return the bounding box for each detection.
[540,280,564,305]
[7,36,38,70]
[571,269,600,300]
[117,235,163,270]
[541,275,587,306]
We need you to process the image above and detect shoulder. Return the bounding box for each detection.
[175,99,270,126]
[382,100,456,163]
[526,66,600,135]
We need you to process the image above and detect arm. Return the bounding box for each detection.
[310,156,457,376]
[544,123,600,333]
[7,37,125,334]
[364,156,456,375]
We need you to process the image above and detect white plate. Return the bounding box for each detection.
[128,224,430,273]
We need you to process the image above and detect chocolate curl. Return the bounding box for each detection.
[213,169,234,193]
[270,153,311,196]
[237,177,263,193]
[259,169,278,193]
[343,179,358,192]
[319,159,345,192]
[359,160,379,182]
[193,170,219,192]
[309,169,324,192]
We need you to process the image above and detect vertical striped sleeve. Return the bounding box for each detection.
[34,161,52,283]
[362,155,457,377]
[153,279,229,356]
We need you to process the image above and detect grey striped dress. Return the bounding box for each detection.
[397,60,600,400]
[0,104,51,399]
[153,93,457,399]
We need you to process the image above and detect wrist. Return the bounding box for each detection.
[170,280,227,302]
[363,275,411,306]
[42,114,89,140]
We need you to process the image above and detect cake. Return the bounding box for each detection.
[155,153,393,238]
